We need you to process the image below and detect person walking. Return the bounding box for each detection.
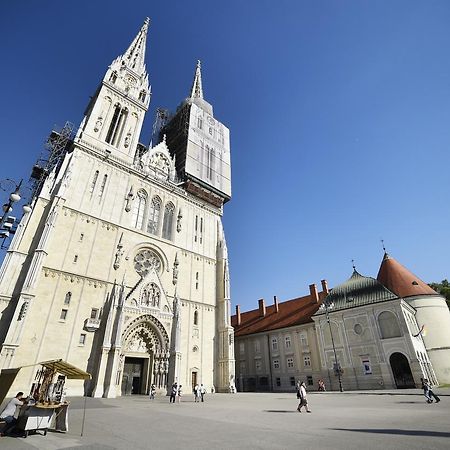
[149,384,156,400]
[170,383,178,403]
[194,384,200,403]
[0,392,26,436]
[177,385,183,403]
[423,379,441,403]
[297,382,312,413]
[200,384,206,402]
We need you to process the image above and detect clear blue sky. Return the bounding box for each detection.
[1,1,450,312]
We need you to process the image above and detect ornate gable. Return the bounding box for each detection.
[138,137,177,181]
[126,266,173,315]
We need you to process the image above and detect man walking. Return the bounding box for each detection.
[169,383,178,403]
[200,384,206,402]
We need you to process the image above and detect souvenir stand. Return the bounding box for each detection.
[0,359,91,437]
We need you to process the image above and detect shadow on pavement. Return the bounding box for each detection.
[264,410,298,413]
[331,428,450,438]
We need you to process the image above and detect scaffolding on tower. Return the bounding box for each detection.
[30,121,75,199]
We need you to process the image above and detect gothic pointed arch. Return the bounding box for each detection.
[122,314,170,354]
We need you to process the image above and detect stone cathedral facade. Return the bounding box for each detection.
[0,19,235,397]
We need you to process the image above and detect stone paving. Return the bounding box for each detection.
[1,389,449,450]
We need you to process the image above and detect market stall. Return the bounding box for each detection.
[0,359,91,437]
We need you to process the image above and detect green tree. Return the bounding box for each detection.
[429,279,450,309]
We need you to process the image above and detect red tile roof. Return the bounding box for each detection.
[231,291,326,337]
[377,253,437,298]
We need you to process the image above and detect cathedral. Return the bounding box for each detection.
[0,19,235,397]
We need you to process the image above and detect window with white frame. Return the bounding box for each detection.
[285,335,291,348]
[287,357,294,368]
[239,342,245,354]
[273,359,280,369]
[303,354,311,367]
[299,333,308,346]
[271,338,278,351]
[254,340,260,353]
[79,333,86,345]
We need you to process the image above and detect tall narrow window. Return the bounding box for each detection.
[162,202,175,240]
[194,215,198,242]
[131,190,147,229]
[139,90,146,102]
[209,148,215,179]
[90,171,99,194]
[64,292,72,305]
[200,218,203,244]
[113,108,128,146]
[109,71,117,83]
[194,310,198,326]
[195,272,199,290]
[105,105,121,144]
[147,196,161,234]
[99,174,107,198]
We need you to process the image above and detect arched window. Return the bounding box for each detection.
[105,104,128,146]
[64,292,72,305]
[162,202,175,240]
[90,170,99,194]
[378,311,402,339]
[147,196,161,235]
[131,190,147,229]
[194,310,198,326]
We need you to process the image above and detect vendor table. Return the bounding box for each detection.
[16,403,69,437]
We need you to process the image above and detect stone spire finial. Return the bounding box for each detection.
[190,59,204,99]
[121,18,150,75]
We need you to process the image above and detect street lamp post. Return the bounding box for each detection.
[0,179,32,242]
[324,302,343,392]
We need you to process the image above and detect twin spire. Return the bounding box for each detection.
[118,18,205,98]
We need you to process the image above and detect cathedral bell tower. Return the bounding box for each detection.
[162,61,232,207]
[76,18,151,162]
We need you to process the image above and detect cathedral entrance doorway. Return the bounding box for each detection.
[191,371,198,391]
[390,352,415,388]
[122,357,146,395]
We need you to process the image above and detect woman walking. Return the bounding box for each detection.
[297,381,312,413]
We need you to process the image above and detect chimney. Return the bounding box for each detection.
[309,283,319,303]
[321,279,329,295]
[258,298,266,317]
[273,295,279,313]
[235,305,241,326]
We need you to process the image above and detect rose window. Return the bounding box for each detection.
[134,249,162,277]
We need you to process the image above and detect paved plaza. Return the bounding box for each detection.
[1,390,449,450]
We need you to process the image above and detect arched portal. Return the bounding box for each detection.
[120,315,170,395]
[389,352,415,388]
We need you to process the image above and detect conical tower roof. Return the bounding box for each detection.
[377,253,437,298]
